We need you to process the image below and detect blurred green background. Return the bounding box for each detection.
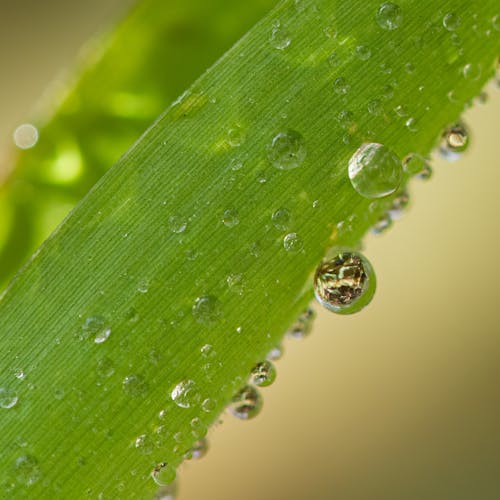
[0,1,499,499]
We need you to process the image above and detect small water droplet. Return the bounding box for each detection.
[267,344,284,361]
[222,209,240,228]
[283,233,304,253]
[402,153,431,177]
[376,2,403,30]
[439,123,469,161]
[250,361,276,387]
[463,63,482,81]
[354,45,372,60]
[137,279,150,294]
[200,344,216,359]
[14,370,25,380]
[333,77,351,95]
[405,117,418,133]
[0,387,18,409]
[314,252,376,314]
[96,357,115,378]
[270,22,291,50]
[171,380,200,409]
[152,463,176,487]
[443,12,461,31]
[53,387,65,400]
[226,274,245,295]
[202,398,216,413]
[135,434,153,455]
[272,208,292,231]
[328,52,340,67]
[229,158,244,171]
[185,438,208,460]
[287,308,316,339]
[348,143,402,199]
[229,385,262,420]
[388,190,410,220]
[267,130,306,170]
[14,455,41,486]
[82,316,111,344]
[371,213,393,234]
[122,374,148,398]
[226,125,245,147]
[168,215,187,234]
[192,296,222,325]
[367,99,383,116]
[154,480,178,500]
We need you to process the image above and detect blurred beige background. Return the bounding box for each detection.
[1,2,499,499]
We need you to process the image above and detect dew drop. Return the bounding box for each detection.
[371,213,393,235]
[388,190,410,220]
[441,123,469,156]
[270,22,291,50]
[348,143,402,199]
[96,357,115,378]
[287,307,316,339]
[443,12,461,31]
[137,279,149,294]
[226,274,245,295]
[171,380,200,409]
[250,361,276,388]
[355,45,372,60]
[283,233,304,253]
[185,438,208,460]
[314,251,376,314]
[267,344,284,361]
[463,63,482,81]
[402,153,431,177]
[152,463,176,487]
[200,344,216,359]
[367,99,383,116]
[229,385,262,420]
[192,295,222,325]
[267,130,306,170]
[201,398,216,413]
[0,387,18,409]
[222,209,240,228]
[333,77,351,95]
[82,316,111,344]
[134,434,153,455]
[168,215,187,234]
[14,455,41,486]
[226,125,245,147]
[154,481,177,500]
[376,2,403,30]
[272,208,292,231]
[122,374,148,398]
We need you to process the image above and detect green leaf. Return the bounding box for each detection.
[1,0,498,498]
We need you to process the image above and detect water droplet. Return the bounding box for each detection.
[440,123,469,161]
[367,99,383,116]
[53,387,65,400]
[185,438,208,460]
[229,385,262,420]
[226,125,245,147]
[229,158,244,171]
[287,308,316,339]
[443,13,461,31]
[154,481,178,500]
[171,380,200,409]
[348,143,402,199]
[405,117,418,133]
[202,398,216,413]
[493,15,500,31]
[192,295,222,325]
[14,455,41,485]
[267,344,284,361]
[226,274,245,295]
[388,190,410,219]
[272,208,292,231]
[137,279,150,294]
[283,233,304,253]
[333,77,350,95]
[376,2,403,30]
[463,63,482,81]
[402,153,431,177]
[14,369,25,380]
[328,52,340,67]
[314,252,376,314]
[81,316,111,344]
[267,130,306,170]
[250,361,276,387]
[371,213,393,234]
[152,463,176,487]
[355,45,372,60]
[135,434,153,455]
[0,387,18,409]
[168,215,187,234]
[200,344,216,359]
[222,209,240,228]
[270,22,291,50]
[122,374,148,398]
[96,357,115,378]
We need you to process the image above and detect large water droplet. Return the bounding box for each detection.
[14,455,41,486]
[287,308,316,339]
[250,361,276,387]
[152,463,176,487]
[192,296,222,325]
[267,130,306,170]
[229,385,262,420]
[376,2,403,30]
[314,252,376,314]
[348,143,402,199]
[0,387,18,409]
[171,380,201,409]
[267,344,284,361]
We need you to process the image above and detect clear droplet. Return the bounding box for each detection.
[0,387,18,409]
[287,308,316,339]
[96,357,115,378]
[226,125,245,147]
[154,480,178,500]
[402,153,431,177]
[267,130,306,170]
[355,45,372,60]
[200,344,216,359]
[192,295,222,325]
[185,438,208,460]
[314,251,376,314]
[82,315,111,344]
[137,279,150,294]
[371,213,393,234]
[272,208,292,231]
[229,385,262,420]
[376,2,403,30]
[152,463,176,487]
[348,143,402,199]
[201,398,216,413]
[122,374,148,398]
[333,77,351,95]
[134,434,153,455]
[283,233,304,253]
[440,123,469,161]
[250,361,277,387]
[168,215,187,234]
[267,344,284,361]
[270,22,291,50]
[443,12,461,31]
[14,455,41,486]
[463,63,482,81]
[388,191,410,219]
[171,380,201,409]
[222,209,240,228]
[226,274,245,295]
